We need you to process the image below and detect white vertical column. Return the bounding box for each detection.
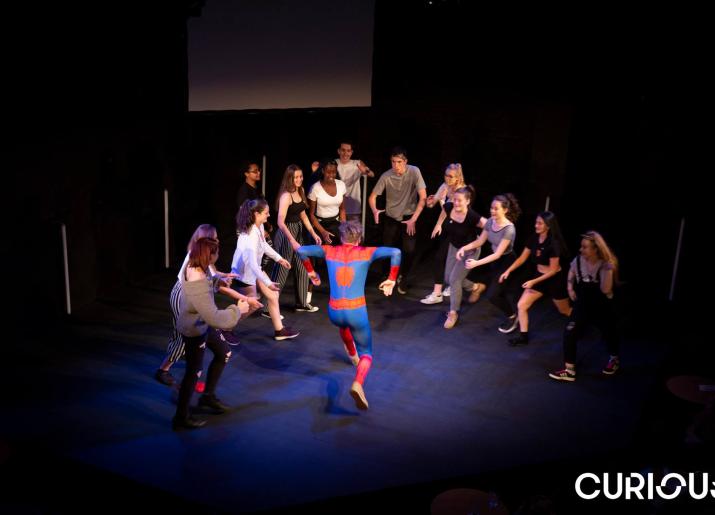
[544,196,550,212]
[61,223,71,315]
[361,174,368,229]
[669,217,685,301]
[164,189,170,268]
[262,155,267,197]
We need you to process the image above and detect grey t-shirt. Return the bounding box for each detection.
[372,165,426,220]
[485,218,515,254]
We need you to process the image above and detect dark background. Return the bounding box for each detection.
[10,1,693,325]
[10,1,693,321]
[4,1,706,513]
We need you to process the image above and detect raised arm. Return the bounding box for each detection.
[357,160,375,178]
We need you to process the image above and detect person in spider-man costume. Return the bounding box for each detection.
[296,220,400,410]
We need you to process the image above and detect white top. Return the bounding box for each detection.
[336,160,363,215]
[231,224,282,286]
[308,179,346,218]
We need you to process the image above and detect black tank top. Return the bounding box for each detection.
[286,195,306,223]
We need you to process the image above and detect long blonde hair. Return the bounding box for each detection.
[440,163,467,201]
[582,230,620,281]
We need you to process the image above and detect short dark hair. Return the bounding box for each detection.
[322,159,338,169]
[240,160,260,175]
[390,146,408,159]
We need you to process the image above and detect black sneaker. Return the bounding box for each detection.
[498,315,519,334]
[260,310,284,320]
[295,304,319,313]
[154,369,176,386]
[508,333,529,346]
[198,394,230,414]
[172,415,207,430]
[274,326,300,340]
[396,276,408,295]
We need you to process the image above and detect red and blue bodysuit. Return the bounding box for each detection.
[297,244,400,409]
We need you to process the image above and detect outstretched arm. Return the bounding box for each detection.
[466,237,512,269]
[371,246,401,295]
[297,245,326,285]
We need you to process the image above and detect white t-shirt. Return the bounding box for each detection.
[336,160,363,215]
[308,180,346,218]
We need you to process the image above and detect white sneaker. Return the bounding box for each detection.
[420,292,444,304]
[295,304,319,313]
[443,287,451,297]
[260,311,284,320]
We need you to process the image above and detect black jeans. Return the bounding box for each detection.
[382,215,418,286]
[318,216,341,246]
[175,332,231,419]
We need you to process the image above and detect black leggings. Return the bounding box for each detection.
[175,333,231,418]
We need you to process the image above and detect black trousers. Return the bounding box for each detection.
[317,216,342,246]
[382,215,418,286]
[175,332,231,419]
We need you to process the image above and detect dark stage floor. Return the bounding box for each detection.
[2,266,711,514]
